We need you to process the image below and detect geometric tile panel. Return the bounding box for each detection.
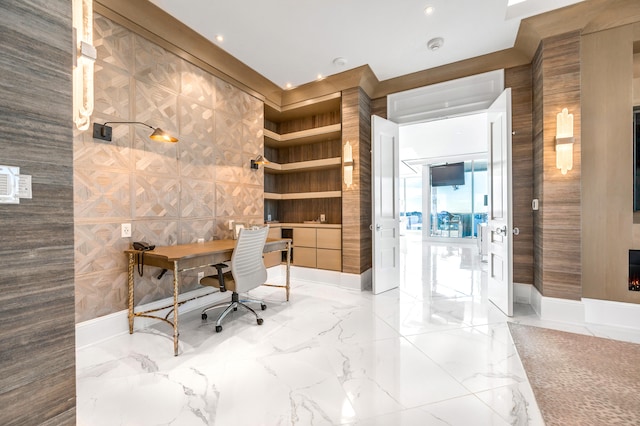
[74,222,130,275]
[134,80,179,136]
[180,178,215,218]
[74,124,131,171]
[74,13,265,323]
[133,34,180,93]
[94,62,131,119]
[75,269,129,323]
[134,175,180,218]
[133,220,179,247]
[94,15,134,73]
[181,60,215,107]
[216,183,264,217]
[215,110,244,152]
[74,169,131,219]
[134,127,179,176]
[178,136,215,180]
[214,78,244,118]
[179,96,213,141]
[178,219,215,245]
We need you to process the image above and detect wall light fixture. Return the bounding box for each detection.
[93,122,179,143]
[250,155,269,169]
[555,108,574,175]
[343,141,354,187]
[72,0,97,131]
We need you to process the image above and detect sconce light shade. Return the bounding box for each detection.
[343,141,354,188]
[250,155,269,170]
[555,108,574,175]
[93,122,178,143]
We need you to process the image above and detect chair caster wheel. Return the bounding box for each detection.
[233,307,238,311]
[257,318,263,325]
[261,304,267,311]
[215,325,223,333]
[201,313,207,320]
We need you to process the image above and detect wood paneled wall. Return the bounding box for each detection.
[0,1,76,424]
[532,31,582,300]
[582,23,640,304]
[342,88,372,275]
[506,65,534,285]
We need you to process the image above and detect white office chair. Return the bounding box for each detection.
[199,225,269,332]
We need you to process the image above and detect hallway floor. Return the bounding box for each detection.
[76,233,640,425]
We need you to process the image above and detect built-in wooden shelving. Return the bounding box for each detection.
[264,157,341,174]
[264,191,342,200]
[264,124,342,148]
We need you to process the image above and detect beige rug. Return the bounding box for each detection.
[508,322,640,426]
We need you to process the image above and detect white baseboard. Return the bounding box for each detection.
[75,286,228,350]
[290,265,364,291]
[514,282,532,304]
[76,265,370,348]
[528,284,585,323]
[583,298,640,330]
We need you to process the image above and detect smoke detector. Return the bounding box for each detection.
[427,37,444,51]
[333,57,347,67]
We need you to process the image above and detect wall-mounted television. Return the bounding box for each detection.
[431,162,465,187]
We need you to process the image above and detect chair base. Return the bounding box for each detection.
[201,291,266,332]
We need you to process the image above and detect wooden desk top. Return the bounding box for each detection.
[125,238,290,262]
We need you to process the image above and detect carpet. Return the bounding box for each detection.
[508,322,640,426]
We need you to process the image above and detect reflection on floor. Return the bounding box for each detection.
[76,232,640,425]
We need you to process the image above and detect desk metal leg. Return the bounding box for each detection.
[172,260,179,356]
[127,253,135,334]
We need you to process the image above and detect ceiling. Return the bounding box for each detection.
[148,0,584,90]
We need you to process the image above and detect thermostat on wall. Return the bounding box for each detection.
[0,165,20,204]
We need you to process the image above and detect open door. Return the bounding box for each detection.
[371,115,400,294]
[487,89,513,316]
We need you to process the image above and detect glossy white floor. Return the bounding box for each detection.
[76,233,640,425]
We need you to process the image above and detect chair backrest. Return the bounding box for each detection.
[230,225,269,293]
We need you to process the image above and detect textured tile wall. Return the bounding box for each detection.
[74,14,264,323]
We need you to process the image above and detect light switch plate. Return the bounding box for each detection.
[18,174,32,199]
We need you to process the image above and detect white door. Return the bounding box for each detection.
[371,115,400,294]
[487,89,513,316]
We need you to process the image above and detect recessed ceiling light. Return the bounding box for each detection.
[215,35,224,42]
[317,74,324,80]
[424,5,435,15]
[427,37,444,51]
[285,83,293,89]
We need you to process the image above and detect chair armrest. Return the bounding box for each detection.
[213,263,229,292]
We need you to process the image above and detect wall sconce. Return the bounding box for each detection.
[72,0,96,131]
[343,141,354,188]
[250,155,269,169]
[555,108,574,175]
[92,122,179,142]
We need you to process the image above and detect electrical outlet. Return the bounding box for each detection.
[121,223,132,238]
[197,271,204,281]
[18,175,32,199]
[197,238,204,243]
[320,214,326,222]
[228,220,234,230]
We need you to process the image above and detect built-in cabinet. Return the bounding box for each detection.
[263,93,344,272]
[292,226,342,271]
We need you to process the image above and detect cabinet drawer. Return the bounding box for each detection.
[267,227,281,239]
[294,247,316,268]
[317,228,341,249]
[293,228,316,247]
[316,248,341,271]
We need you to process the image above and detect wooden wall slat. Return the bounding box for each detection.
[0,0,76,424]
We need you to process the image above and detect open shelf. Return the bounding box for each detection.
[264,157,341,174]
[264,191,342,200]
[264,124,341,148]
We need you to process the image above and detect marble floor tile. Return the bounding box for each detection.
[76,234,640,425]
